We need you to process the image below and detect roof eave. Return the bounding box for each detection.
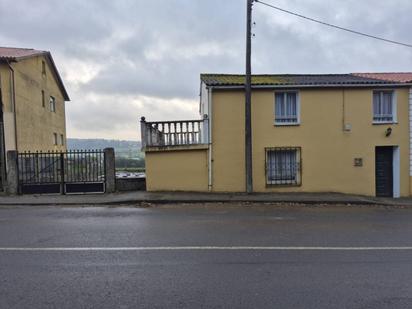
[45,52,70,101]
[1,52,70,101]
[206,83,412,89]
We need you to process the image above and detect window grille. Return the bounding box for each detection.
[266,147,301,186]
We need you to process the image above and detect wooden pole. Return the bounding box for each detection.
[245,0,253,193]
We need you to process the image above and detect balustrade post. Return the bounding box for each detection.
[140,117,147,150]
[140,119,207,147]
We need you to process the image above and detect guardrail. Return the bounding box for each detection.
[140,117,209,148]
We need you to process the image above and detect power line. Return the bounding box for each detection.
[254,0,412,48]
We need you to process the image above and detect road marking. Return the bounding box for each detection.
[1,246,412,251]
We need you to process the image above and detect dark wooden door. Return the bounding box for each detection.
[375,147,393,197]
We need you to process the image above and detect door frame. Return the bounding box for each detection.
[393,146,400,198]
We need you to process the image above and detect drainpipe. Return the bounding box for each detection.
[6,61,18,152]
[0,74,6,186]
[207,86,213,192]
[409,88,412,191]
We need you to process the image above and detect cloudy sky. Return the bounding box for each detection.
[1,0,411,140]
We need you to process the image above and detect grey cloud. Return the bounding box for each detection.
[1,0,412,139]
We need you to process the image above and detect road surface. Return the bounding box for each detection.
[0,203,412,308]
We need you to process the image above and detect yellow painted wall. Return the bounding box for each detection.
[0,55,67,152]
[211,88,410,197]
[212,91,245,192]
[145,148,208,191]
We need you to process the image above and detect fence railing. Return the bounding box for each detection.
[140,117,209,148]
[18,150,105,186]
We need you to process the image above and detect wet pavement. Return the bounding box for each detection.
[1,203,412,308]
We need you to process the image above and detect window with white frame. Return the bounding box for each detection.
[373,90,395,123]
[266,147,301,185]
[275,92,299,124]
[50,96,56,112]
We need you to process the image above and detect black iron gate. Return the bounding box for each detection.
[18,150,106,194]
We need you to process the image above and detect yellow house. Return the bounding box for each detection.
[0,47,69,187]
[142,73,412,198]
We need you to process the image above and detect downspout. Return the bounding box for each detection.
[208,86,213,192]
[409,87,412,194]
[342,89,345,131]
[6,61,18,151]
[0,74,6,187]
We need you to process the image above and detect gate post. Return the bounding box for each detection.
[60,152,65,195]
[104,148,116,193]
[6,150,18,195]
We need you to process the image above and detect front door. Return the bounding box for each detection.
[375,147,393,197]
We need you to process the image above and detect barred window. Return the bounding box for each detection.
[373,91,395,123]
[275,92,299,124]
[266,147,301,185]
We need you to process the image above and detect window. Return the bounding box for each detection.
[53,133,58,145]
[266,147,301,186]
[275,92,299,125]
[60,134,64,146]
[373,90,396,123]
[42,60,46,76]
[41,90,45,108]
[50,96,56,112]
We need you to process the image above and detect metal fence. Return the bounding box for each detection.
[18,150,106,194]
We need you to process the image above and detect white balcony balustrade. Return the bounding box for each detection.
[140,117,209,149]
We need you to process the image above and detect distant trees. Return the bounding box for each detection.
[67,138,141,151]
[115,157,145,169]
[67,138,145,170]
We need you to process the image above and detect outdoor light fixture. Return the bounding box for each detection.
[385,127,392,137]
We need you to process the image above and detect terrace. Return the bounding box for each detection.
[140,116,209,151]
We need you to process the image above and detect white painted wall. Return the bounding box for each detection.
[393,146,400,198]
[199,82,209,117]
[3,112,16,152]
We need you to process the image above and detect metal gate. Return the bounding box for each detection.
[18,150,106,195]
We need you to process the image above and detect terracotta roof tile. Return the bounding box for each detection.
[0,46,69,101]
[0,47,46,61]
[352,72,412,83]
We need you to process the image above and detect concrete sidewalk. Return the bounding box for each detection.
[0,191,411,206]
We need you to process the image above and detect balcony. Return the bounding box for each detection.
[140,117,209,151]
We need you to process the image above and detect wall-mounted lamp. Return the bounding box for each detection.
[385,127,392,137]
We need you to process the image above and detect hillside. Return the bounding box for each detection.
[67,138,143,159]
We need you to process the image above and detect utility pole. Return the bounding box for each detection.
[245,0,253,193]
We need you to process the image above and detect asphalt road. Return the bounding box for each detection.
[1,203,412,308]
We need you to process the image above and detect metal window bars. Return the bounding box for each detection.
[266,147,301,186]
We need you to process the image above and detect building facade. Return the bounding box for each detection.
[142,73,412,198]
[0,47,69,188]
